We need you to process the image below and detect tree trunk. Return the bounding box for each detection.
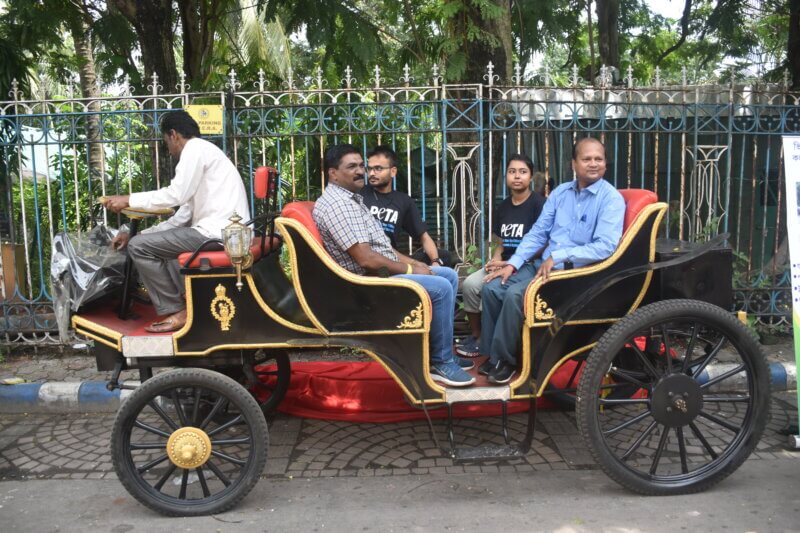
[110,0,177,94]
[790,0,800,89]
[178,0,232,89]
[70,20,104,183]
[595,0,620,71]
[453,0,514,83]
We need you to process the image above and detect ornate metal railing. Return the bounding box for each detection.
[0,63,796,343]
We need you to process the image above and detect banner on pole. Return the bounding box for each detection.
[782,136,800,445]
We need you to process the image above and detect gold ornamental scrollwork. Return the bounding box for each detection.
[534,294,554,321]
[397,303,424,329]
[210,284,236,331]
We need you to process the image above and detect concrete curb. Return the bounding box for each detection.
[0,363,795,414]
[0,381,139,414]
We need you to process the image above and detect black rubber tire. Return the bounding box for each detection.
[576,299,770,495]
[111,368,268,516]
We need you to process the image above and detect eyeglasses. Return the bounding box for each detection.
[367,165,392,173]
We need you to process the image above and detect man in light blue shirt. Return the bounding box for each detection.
[478,138,626,384]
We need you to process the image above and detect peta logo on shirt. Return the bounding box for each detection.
[500,223,525,238]
[369,206,399,225]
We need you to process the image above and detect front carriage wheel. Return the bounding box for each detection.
[576,300,770,495]
[111,368,268,516]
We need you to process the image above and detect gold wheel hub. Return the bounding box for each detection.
[166,427,212,469]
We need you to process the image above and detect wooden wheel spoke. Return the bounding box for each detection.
[136,454,169,474]
[676,426,689,474]
[698,410,741,433]
[602,410,651,436]
[620,420,658,461]
[211,450,246,467]
[630,341,661,379]
[133,420,171,439]
[153,464,177,492]
[598,397,650,406]
[171,389,188,427]
[211,437,251,446]
[130,442,167,450]
[649,427,671,475]
[702,394,750,403]
[660,325,672,373]
[206,414,244,437]
[148,398,180,431]
[178,469,189,500]
[196,466,211,498]
[609,368,650,389]
[700,364,746,390]
[680,323,699,373]
[205,459,232,487]
[691,337,726,378]
[190,387,202,426]
[689,421,719,459]
[199,397,229,430]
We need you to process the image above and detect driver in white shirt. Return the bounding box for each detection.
[103,110,250,332]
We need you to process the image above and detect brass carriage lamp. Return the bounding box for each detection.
[222,213,253,291]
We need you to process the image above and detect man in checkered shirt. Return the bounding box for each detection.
[313,144,475,387]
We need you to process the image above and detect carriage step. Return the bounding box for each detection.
[452,445,527,461]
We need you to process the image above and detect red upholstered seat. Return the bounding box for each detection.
[618,189,658,233]
[281,201,322,244]
[177,237,279,268]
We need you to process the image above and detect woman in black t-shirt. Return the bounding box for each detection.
[456,155,545,357]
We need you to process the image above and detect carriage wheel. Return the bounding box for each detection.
[546,349,642,410]
[576,300,770,495]
[240,349,291,415]
[111,368,268,516]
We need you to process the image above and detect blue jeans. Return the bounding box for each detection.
[395,266,458,365]
[479,262,538,365]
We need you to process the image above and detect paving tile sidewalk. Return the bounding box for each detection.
[0,391,797,482]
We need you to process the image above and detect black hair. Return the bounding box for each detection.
[367,145,398,168]
[160,110,201,139]
[572,137,606,160]
[506,153,534,174]
[323,144,360,180]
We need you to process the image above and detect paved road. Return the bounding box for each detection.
[1,459,799,532]
[0,391,798,530]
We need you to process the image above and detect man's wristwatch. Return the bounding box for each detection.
[431,258,444,266]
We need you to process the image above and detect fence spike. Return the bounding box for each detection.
[177,71,188,94]
[512,62,522,85]
[570,64,579,87]
[148,72,162,96]
[256,68,266,92]
[484,62,498,86]
[225,69,241,92]
[432,64,441,87]
[401,63,413,86]
[9,78,20,101]
[372,65,382,89]
[343,65,355,89]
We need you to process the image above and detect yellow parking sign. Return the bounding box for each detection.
[185,105,224,135]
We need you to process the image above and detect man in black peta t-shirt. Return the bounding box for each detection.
[361,145,449,266]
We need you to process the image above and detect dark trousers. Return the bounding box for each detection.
[478,262,538,365]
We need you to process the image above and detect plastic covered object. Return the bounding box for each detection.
[51,225,126,340]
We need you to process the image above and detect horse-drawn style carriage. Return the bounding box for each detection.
[74,167,769,516]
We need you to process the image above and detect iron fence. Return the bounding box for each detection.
[0,63,796,343]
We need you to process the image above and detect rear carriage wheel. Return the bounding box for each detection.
[111,368,268,516]
[576,300,770,495]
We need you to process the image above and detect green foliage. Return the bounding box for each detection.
[463,243,482,274]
